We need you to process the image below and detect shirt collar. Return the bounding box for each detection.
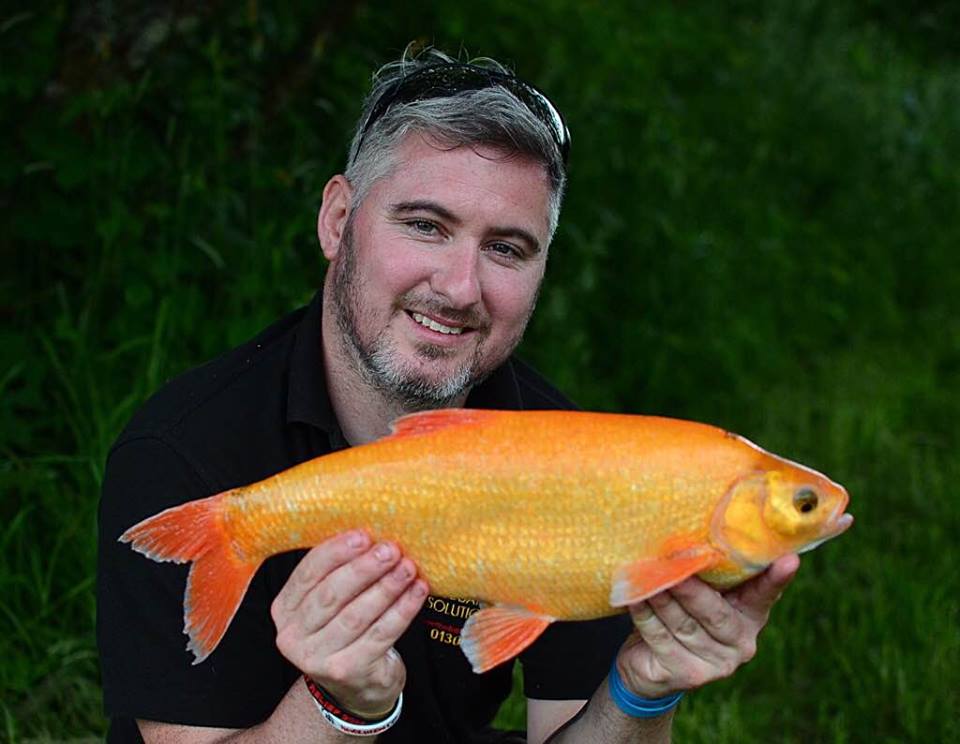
[464,357,524,410]
[286,289,339,433]
[286,287,526,433]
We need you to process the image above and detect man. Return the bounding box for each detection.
[97,48,798,743]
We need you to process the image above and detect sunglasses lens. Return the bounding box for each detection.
[356,63,569,165]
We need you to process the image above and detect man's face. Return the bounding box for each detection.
[329,133,552,407]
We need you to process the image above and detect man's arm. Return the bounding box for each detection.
[136,532,429,743]
[526,555,800,744]
[137,678,359,744]
[137,676,377,744]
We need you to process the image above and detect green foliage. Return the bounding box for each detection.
[2,1,957,741]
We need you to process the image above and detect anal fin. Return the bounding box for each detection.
[460,605,555,674]
[610,545,721,607]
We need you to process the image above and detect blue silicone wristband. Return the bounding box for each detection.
[607,660,685,718]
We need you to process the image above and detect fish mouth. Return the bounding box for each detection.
[798,509,854,554]
[825,483,853,538]
[829,511,854,537]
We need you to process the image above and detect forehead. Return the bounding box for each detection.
[363,133,553,239]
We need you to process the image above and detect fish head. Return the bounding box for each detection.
[712,463,853,570]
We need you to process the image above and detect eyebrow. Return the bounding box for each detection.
[388,200,542,255]
[390,200,462,225]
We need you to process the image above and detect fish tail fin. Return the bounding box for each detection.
[119,490,258,664]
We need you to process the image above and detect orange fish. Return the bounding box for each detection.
[120,409,853,672]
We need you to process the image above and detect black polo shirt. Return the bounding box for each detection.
[97,289,631,743]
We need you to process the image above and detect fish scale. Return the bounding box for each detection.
[121,408,852,672]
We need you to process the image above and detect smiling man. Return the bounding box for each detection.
[97,48,798,743]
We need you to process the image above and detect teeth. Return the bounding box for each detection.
[412,312,464,335]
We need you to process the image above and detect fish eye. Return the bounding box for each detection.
[793,488,819,514]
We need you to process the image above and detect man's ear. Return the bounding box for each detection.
[317,175,353,260]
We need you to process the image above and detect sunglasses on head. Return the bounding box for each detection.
[351,62,571,166]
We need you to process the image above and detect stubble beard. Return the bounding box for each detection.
[332,220,534,410]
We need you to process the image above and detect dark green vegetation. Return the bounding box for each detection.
[3,1,958,741]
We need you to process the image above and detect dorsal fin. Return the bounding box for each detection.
[389,408,500,439]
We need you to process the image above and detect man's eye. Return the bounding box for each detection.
[488,242,520,258]
[408,220,438,235]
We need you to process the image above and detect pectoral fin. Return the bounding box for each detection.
[610,545,722,607]
[460,605,555,674]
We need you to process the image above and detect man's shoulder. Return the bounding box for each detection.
[115,304,307,449]
[510,357,579,411]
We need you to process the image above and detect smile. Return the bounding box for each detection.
[411,312,465,335]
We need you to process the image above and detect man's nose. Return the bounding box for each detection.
[430,244,482,309]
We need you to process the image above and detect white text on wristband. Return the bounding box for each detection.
[303,674,403,736]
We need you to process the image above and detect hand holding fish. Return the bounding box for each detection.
[270,531,429,719]
[616,554,799,700]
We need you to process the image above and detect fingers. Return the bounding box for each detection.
[354,575,429,659]
[309,550,414,642]
[629,602,687,667]
[623,578,762,694]
[308,572,428,714]
[727,554,800,623]
[299,541,405,635]
[271,533,430,718]
[663,578,741,646]
[619,561,799,699]
[623,602,688,694]
[273,530,371,613]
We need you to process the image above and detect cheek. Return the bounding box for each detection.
[483,269,543,325]
[368,247,431,297]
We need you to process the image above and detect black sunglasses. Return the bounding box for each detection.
[351,62,571,166]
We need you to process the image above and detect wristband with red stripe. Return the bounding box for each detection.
[303,675,403,736]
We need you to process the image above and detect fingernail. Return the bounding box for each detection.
[347,531,367,549]
[374,542,395,561]
[392,561,413,581]
[413,580,428,598]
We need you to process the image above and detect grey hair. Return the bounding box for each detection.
[343,47,567,241]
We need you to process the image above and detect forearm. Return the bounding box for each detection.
[545,682,673,744]
[139,678,380,744]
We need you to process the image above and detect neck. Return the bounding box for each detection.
[320,279,468,446]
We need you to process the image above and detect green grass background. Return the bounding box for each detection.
[2,1,958,741]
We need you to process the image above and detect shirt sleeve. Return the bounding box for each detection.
[519,614,633,700]
[97,436,294,728]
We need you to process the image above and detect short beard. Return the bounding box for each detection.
[332,218,505,410]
